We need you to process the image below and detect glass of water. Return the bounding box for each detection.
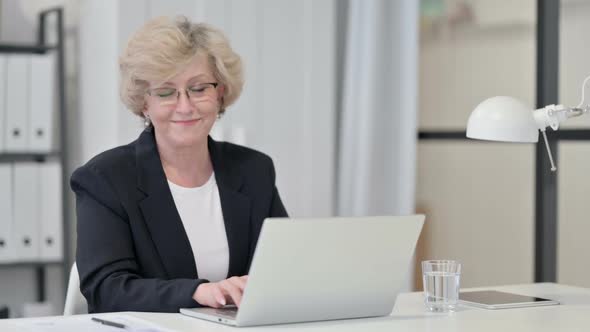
[421,260,461,312]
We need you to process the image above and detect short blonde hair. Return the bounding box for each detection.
[119,16,243,116]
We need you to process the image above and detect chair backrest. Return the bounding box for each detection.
[63,263,88,315]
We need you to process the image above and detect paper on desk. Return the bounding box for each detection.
[14,314,174,332]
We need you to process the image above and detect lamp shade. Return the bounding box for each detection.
[466,96,539,143]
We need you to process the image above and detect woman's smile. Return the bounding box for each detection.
[171,118,202,126]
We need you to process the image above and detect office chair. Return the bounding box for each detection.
[0,306,8,319]
[63,263,88,315]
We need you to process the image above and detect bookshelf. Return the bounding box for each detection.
[0,7,69,316]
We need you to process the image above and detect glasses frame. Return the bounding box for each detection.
[147,82,219,106]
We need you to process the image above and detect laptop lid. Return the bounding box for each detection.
[229,215,425,326]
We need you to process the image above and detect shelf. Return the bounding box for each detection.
[0,152,60,163]
[0,7,70,305]
[0,44,55,54]
[418,131,467,140]
[417,129,590,141]
[0,261,62,268]
[554,129,590,140]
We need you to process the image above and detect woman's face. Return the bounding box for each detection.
[144,54,224,149]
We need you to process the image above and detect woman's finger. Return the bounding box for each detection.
[228,276,247,291]
[220,280,243,307]
[212,284,227,307]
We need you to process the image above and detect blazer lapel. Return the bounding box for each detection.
[208,137,252,278]
[135,129,198,279]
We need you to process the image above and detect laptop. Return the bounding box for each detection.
[180,215,425,327]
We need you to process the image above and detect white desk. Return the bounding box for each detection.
[2,283,590,331]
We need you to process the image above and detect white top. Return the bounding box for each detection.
[167,173,229,282]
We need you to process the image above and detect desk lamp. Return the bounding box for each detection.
[466,76,590,171]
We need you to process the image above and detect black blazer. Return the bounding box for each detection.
[71,129,288,313]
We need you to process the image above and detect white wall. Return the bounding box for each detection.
[416,142,535,287]
[415,0,590,289]
[419,25,536,130]
[558,142,590,287]
[559,1,590,129]
[0,0,35,42]
[79,0,336,219]
[557,1,590,287]
[416,2,537,288]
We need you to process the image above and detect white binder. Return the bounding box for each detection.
[0,55,6,152]
[13,162,40,261]
[0,164,14,262]
[4,55,30,152]
[29,52,57,152]
[39,161,63,261]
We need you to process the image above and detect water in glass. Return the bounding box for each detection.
[423,270,460,312]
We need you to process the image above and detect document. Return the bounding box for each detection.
[0,55,6,152]
[4,55,30,152]
[39,161,62,261]
[12,162,40,261]
[29,52,57,152]
[14,314,172,332]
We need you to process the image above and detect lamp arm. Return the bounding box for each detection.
[532,104,588,172]
[533,104,589,131]
[540,130,557,172]
[533,105,568,172]
[564,106,589,118]
[533,105,568,131]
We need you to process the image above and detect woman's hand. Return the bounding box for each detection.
[193,275,249,308]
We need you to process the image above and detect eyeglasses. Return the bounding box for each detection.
[147,82,219,106]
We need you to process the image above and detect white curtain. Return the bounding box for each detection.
[337,0,419,217]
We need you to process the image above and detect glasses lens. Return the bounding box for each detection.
[150,83,217,106]
[150,87,176,106]
[152,87,175,98]
[187,83,217,101]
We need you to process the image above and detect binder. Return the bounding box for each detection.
[12,162,40,261]
[0,55,6,152]
[29,52,57,152]
[0,164,14,263]
[4,55,30,152]
[39,161,63,261]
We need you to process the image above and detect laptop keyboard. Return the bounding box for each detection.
[214,307,238,319]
